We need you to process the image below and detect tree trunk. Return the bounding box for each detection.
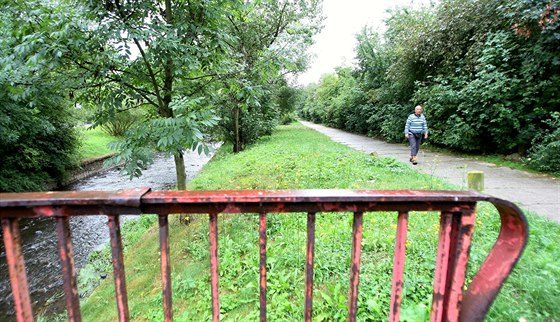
[174,150,192,224]
[165,0,184,188]
[174,151,187,190]
[233,106,241,153]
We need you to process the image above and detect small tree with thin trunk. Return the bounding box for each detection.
[218,0,324,153]
[72,0,231,189]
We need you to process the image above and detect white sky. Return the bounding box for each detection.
[297,0,431,85]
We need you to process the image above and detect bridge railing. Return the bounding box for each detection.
[0,188,528,322]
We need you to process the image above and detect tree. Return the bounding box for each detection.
[0,0,79,191]
[64,0,230,190]
[4,0,324,188]
[275,82,300,125]
[354,26,388,93]
[217,0,324,152]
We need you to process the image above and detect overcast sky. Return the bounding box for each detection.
[296,0,430,85]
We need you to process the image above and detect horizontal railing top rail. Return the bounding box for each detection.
[0,189,528,322]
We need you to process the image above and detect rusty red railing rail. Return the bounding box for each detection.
[0,188,528,322]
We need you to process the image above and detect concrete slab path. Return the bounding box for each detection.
[300,121,560,223]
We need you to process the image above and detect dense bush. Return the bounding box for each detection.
[240,99,279,146]
[0,85,78,192]
[528,112,560,172]
[217,91,280,151]
[297,0,560,172]
[100,111,138,137]
[343,102,374,135]
[0,1,81,191]
[367,103,409,143]
[276,85,300,125]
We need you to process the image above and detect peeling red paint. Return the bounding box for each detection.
[55,217,81,322]
[2,218,34,322]
[0,189,527,322]
[209,212,220,322]
[159,215,173,321]
[259,212,267,322]
[389,211,409,322]
[108,215,130,321]
[304,212,316,322]
[347,212,363,322]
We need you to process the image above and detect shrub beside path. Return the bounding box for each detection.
[301,121,560,223]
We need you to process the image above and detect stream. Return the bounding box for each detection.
[0,149,216,320]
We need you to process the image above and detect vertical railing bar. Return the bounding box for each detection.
[460,199,527,321]
[347,211,363,322]
[304,212,316,322]
[441,213,461,319]
[1,218,34,322]
[209,212,220,322]
[444,207,476,321]
[107,215,130,322]
[430,211,453,322]
[159,215,173,321]
[389,211,409,322]
[259,212,267,322]
[55,216,81,322]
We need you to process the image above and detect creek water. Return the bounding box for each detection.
[0,149,216,320]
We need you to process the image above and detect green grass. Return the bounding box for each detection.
[77,127,116,160]
[79,123,560,321]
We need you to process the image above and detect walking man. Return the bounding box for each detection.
[404,105,428,165]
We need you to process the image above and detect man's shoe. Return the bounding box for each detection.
[409,156,413,162]
[412,157,418,165]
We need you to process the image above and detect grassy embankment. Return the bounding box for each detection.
[78,123,559,321]
[77,127,116,160]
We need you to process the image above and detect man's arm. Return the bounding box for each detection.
[404,115,411,138]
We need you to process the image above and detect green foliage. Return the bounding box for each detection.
[74,0,233,186]
[298,83,322,122]
[216,0,324,153]
[528,112,560,172]
[241,100,279,144]
[0,1,80,191]
[298,0,560,173]
[105,106,219,179]
[382,6,436,101]
[0,86,79,191]
[96,102,144,137]
[276,85,300,125]
[367,103,409,142]
[1,0,324,188]
[100,112,137,137]
[77,215,158,300]
[299,68,373,135]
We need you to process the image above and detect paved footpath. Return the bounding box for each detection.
[301,121,560,223]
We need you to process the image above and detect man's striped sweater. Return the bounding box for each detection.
[404,113,428,135]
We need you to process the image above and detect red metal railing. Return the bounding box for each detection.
[0,189,528,322]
